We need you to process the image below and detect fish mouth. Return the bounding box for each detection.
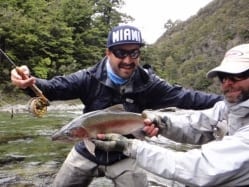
[51,131,61,141]
[51,135,60,141]
[51,135,79,142]
[51,130,81,142]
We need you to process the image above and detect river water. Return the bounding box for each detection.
[0,101,187,187]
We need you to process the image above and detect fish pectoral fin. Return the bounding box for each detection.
[84,138,96,156]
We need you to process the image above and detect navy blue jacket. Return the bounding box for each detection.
[30,57,223,165]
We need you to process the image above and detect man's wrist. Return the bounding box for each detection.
[123,139,141,158]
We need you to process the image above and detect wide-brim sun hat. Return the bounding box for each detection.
[107,25,145,48]
[207,43,249,78]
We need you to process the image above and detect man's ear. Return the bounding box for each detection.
[106,48,111,56]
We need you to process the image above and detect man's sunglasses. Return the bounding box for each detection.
[111,48,140,59]
[218,71,249,83]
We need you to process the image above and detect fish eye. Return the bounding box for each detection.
[65,131,71,136]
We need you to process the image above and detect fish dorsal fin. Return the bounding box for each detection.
[103,104,125,112]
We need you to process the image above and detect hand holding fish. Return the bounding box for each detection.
[142,109,173,135]
[94,133,137,157]
[143,118,159,137]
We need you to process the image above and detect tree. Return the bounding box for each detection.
[0,0,129,97]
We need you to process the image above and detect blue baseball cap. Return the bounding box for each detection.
[107,25,144,48]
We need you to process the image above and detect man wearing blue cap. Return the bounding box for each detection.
[11,25,222,186]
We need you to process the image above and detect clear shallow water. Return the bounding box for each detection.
[0,110,115,186]
[0,106,187,187]
[0,111,74,186]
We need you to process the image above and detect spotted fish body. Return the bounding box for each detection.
[51,104,145,155]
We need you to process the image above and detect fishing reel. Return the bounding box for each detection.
[15,67,50,117]
[28,97,49,117]
[0,48,50,118]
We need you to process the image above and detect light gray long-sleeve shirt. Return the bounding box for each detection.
[131,100,249,186]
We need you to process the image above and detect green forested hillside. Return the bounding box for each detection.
[0,0,130,100]
[144,0,249,94]
[0,0,248,101]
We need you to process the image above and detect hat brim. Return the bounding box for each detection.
[108,42,145,49]
[207,62,249,78]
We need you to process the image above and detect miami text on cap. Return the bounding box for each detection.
[107,25,144,48]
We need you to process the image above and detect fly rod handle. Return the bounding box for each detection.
[15,67,49,105]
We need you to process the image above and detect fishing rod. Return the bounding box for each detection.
[0,48,49,117]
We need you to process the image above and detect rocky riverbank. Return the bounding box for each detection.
[0,100,84,114]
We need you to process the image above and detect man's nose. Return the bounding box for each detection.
[222,78,235,85]
[122,55,133,62]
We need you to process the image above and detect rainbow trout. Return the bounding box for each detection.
[51,104,145,155]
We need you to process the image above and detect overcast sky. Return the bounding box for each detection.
[119,0,213,44]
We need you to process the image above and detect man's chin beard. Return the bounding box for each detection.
[225,92,249,103]
[239,93,249,102]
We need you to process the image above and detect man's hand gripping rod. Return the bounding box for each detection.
[0,48,49,117]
